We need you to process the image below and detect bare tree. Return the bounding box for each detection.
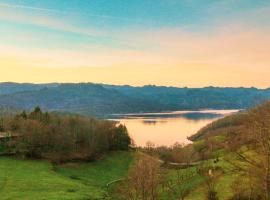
[226,102,270,199]
[197,164,221,200]
[163,168,196,200]
[118,154,163,200]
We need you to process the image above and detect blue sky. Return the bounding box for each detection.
[1,0,268,28]
[0,0,270,87]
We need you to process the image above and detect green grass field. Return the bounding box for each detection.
[0,151,239,200]
[0,151,134,200]
[184,158,236,200]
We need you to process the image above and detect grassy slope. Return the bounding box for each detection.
[185,111,247,199]
[0,151,133,200]
[0,149,239,200]
[159,158,236,200]
[185,158,236,200]
[161,167,205,199]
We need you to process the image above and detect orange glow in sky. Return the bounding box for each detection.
[0,1,270,88]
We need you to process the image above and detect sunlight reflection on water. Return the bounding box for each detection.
[109,110,238,147]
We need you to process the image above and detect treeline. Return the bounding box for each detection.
[0,107,131,163]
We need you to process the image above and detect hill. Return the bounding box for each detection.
[135,101,270,200]
[0,107,131,162]
[1,83,270,116]
[0,83,158,117]
[186,101,270,199]
[188,110,247,141]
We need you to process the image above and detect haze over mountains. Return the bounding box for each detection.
[0,82,270,117]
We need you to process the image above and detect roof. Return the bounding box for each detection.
[0,132,20,139]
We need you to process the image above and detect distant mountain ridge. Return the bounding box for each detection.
[0,82,59,95]
[0,82,270,117]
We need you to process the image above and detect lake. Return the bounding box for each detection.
[109,110,238,147]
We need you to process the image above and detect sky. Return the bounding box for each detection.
[0,0,270,88]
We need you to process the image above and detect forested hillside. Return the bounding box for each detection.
[0,83,158,117]
[186,101,270,199]
[0,107,131,163]
[0,83,270,117]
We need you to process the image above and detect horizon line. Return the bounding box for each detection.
[0,81,269,90]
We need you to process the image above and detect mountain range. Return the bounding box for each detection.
[0,82,270,117]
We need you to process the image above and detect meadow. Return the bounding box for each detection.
[0,151,133,200]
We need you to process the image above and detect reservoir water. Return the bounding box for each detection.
[109,110,238,147]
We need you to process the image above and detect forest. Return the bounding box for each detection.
[0,107,131,163]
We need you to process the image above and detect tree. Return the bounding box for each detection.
[171,143,195,165]
[226,102,270,199]
[118,154,163,200]
[197,164,220,200]
[146,141,155,150]
[28,106,43,120]
[229,178,260,200]
[193,140,207,160]
[164,169,195,200]
[0,118,4,132]
[110,124,131,150]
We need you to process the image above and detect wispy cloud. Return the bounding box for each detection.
[0,8,102,37]
[0,0,269,87]
[0,2,138,22]
[0,2,62,13]
[0,2,143,44]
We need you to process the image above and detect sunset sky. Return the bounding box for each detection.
[0,0,270,87]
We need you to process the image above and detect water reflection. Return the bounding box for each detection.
[109,110,238,147]
[142,120,167,125]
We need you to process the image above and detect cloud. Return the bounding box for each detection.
[0,1,269,87]
[0,2,62,13]
[0,2,138,22]
[0,9,103,37]
[111,26,270,70]
[1,19,270,70]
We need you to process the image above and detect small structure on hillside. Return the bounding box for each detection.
[0,132,21,155]
[0,132,20,142]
